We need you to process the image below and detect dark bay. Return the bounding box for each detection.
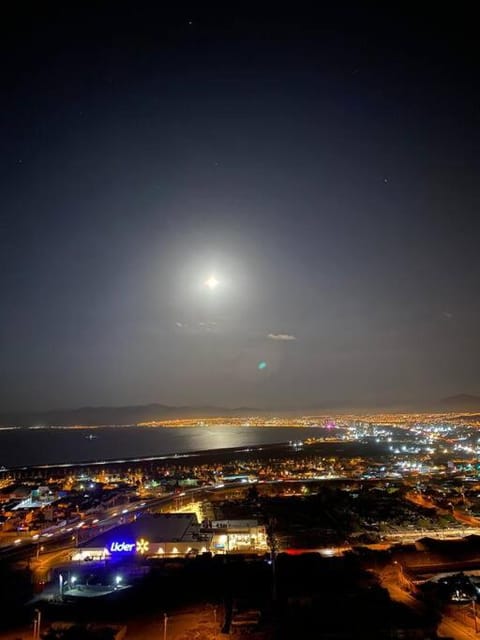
[0,426,340,468]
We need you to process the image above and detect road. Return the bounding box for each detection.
[406,491,480,529]
[454,509,480,527]
[31,548,73,581]
[4,479,480,568]
[380,565,479,640]
[437,616,479,640]
[0,484,226,565]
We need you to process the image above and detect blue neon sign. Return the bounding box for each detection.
[109,541,135,553]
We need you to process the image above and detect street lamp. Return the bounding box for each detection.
[211,606,218,639]
[115,575,122,587]
[163,612,168,640]
[32,609,41,640]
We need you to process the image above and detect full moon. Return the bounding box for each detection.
[205,275,219,290]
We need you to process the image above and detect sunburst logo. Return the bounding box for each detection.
[136,538,149,554]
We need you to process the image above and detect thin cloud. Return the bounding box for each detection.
[268,333,297,341]
[175,321,218,334]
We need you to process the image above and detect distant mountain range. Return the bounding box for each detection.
[438,394,480,410]
[0,403,266,427]
[1,394,479,427]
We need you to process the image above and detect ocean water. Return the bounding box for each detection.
[0,425,334,468]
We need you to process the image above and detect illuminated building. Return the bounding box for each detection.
[209,520,267,552]
[71,513,211,560]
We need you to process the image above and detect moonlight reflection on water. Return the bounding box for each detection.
[0,425,341,468]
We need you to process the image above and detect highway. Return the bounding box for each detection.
[0,492,176,561]
[4,479,480,566]
[0,484,220,564]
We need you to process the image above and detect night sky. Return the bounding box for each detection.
[1,4,479,411]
